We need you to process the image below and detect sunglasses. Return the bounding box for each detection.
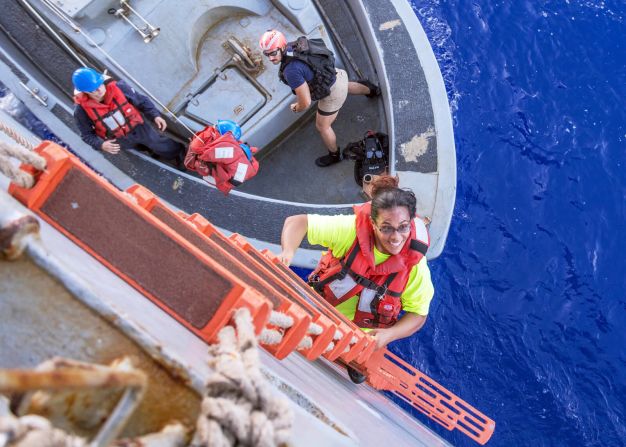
[375,223,411,235]
[263,49,280,57]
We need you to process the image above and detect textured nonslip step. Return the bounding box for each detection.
[128,185,368,361]
[232,236,377,365]
[126,184,312,360]
[183,212,376,363]
[8,142,271,344]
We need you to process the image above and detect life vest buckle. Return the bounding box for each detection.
[375,284,388,297]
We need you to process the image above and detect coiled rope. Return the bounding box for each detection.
[0,120,44,189]
[0,397,86,447]
[192,308,292,447]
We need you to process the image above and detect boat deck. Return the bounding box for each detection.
[240,0,385,204]
[0,0,455,266]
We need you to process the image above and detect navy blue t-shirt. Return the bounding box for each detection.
[282,59,314,90]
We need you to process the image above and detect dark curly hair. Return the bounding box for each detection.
[370,175,417,221]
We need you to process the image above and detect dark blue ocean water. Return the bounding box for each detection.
[2,2,624,445]
[401,1,626,446]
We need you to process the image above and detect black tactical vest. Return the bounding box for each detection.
[279,37,336,101]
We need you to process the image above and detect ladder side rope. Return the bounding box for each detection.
[39,0,201,142]
[0,401,87,447]
[0,120,38,151]
[193,307,293,447]
[0,142,46,189]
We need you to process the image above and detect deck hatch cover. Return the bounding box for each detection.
[185,67,264,125]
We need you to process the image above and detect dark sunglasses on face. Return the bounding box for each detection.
[375,223,411,235]
[263,49,280,57]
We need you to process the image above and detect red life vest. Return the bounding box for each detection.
[184,126,260,195]
[74,80,144,139]
[308,202,429,328]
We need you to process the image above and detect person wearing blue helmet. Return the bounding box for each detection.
[72,67,185,166]
[215,119,242,140]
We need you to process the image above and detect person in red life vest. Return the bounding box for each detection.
[72,67,185,163]
[278,175,433,359]
[259,30,380,167]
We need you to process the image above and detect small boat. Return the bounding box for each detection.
[0,0,455,268]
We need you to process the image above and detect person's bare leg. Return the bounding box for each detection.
[316,111,339,152]
[348,81,370,95]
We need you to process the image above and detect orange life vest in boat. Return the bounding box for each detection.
[184,126,260,195]
[74,80,144,139]
[308,202,429,328]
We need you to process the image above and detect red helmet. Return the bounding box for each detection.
[259,30,286,53]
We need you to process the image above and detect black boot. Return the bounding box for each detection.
[356,79,381,98]
[347,366,367,384]
[315,148,342,167]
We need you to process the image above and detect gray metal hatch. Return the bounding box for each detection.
[185,67,265,125]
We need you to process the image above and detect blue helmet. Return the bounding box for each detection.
[216,119,242,140]
[72,67,104,92]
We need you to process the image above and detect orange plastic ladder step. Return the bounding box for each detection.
[9,142,271,344]
[125,184,311,360]
[185,213,340,361]
[259,248,376,364]
[365,349,495,445]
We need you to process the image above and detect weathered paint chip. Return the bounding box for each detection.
[399,127,436,162]
[379,20,401,31]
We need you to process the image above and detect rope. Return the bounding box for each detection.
[192,308,292,447]
[295,322,326,352]
[258,329,282,346]
[296,336,312,351]
[0,121,38,151]
[0,142,46,189]
[267,311,293,329]
[0,411,86,447]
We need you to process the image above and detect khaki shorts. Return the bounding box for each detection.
[317,68,349,115]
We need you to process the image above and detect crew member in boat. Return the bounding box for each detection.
[71,67,185,164]
[278,175,433,353]
[259,30,380,167]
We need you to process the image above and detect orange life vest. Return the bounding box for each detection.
[308,202,429,328]
[74,80,144,139]
[184,126,260,195]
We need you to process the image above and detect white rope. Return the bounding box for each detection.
[267,311,293,329]
[0,412,86,447]
[307,323,323,336]
[0,120,38,150]
[258,329,283,346]
[0,142,46,170]
[0,142,46,189]
[294,322,334,352]
[192,308,292,447]
[296,336,313,351]
[344,336,359,354]
[323,330,344,353]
